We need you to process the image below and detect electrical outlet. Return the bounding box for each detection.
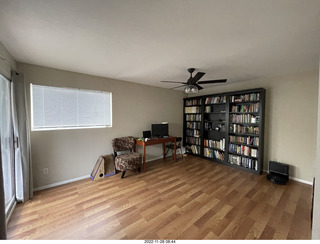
[43,168,49,174]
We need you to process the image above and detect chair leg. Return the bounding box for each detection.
[121,171,126,178]
[173,146,183,159]
[138,167,141,173]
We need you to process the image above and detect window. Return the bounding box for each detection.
[31,84,112,130]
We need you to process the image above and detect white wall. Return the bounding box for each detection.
[312,62,320,239]
[189,71,319,182]
[18,63,185,188]
[15,62,320,186]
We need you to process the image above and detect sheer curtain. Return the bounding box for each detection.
[0,74,14,239]
[0,141,6,240]
[11,72,33,202]
[0,70,32,239]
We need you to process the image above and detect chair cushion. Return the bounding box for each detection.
[115,152,142,171]
[112,136,135,152]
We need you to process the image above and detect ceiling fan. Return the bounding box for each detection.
[161,68,227,93]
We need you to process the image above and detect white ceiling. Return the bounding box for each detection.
[1,0,320,90]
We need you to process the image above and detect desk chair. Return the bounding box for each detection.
[112,136,142,178]
[165,137,183,159]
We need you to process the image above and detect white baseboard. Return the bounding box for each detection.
[263,169,313,185]
[34,158,312,192]
[33,175,90,192]
[289,176,313,185]
[145,155,167,162]
[33,156,172,191]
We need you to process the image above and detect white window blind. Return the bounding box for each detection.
[31,84,112,130]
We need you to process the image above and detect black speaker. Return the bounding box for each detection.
[266,161,289,185]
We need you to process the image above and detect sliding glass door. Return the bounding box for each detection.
[0,74,15,217]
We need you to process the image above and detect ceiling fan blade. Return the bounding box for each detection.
[197,79,227,84]
[161,81,187,84]
[189,72,205,85]
[196,84,204,90]
[169,84,187,90]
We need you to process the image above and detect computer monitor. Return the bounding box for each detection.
[151,124,168,137]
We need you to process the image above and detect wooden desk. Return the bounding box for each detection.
[136,137,177,172]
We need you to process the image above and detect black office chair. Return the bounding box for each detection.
[165,137,183,159]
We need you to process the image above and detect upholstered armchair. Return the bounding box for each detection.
[111,136,142,178]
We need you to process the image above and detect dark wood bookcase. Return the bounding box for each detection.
[184,97,202,155]
[183,88,265,174]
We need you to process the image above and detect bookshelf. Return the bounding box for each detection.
[184,98,202,155]
[183,88,265,174]
[203,95,226,163]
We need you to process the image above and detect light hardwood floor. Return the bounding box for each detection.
[7,155,312,240]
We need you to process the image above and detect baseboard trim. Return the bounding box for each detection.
[263,170,313,185]
[34,156,171,191]
[289,177,313,185]
[34,175,90,192]
[35,158,312,192]
[145,156,166,162]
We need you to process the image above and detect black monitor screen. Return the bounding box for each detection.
[151,124,168,137]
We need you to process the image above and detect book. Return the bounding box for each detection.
[204,138,225,150]
[185,106,201,113]
[205,96,226,104]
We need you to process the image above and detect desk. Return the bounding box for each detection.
[136,137,176,172]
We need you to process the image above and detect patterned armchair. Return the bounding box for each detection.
[112,136,142,178]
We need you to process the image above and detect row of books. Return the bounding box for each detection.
[203,138,225,150]
[185,99,202,106]
[228,154,258,170]
[230,103,259,113]
[230,93,260,103]
[185,106,201,113]
[186,121,201,130]
[186,129,201,137]
[229,135,259,146]
[186,114,201,122]
[188,93,259,105]
[204,96,226,104]
[229,124,259,135]
[204,106,226,113]
[186,136,201,145]
[229,143,258,157]
[190,145,200,154]
[204,148,225,161]
[230,114,258,124]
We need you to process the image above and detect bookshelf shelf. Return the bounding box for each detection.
[205,146,225,151]
[229,112,259,115]
[205,130,225,134]
[183,88,265,174]
[229,153,258,159]
[230,122,258,126]
[229,132,259,137]
[204,112,226,114]
[204,157,225,164]
[230,142,259,148]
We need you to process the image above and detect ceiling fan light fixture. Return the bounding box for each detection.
[161,67,227,92]
[190,86,198,93]
[184,85,198,94]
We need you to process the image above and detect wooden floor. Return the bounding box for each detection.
[7,155,312,240]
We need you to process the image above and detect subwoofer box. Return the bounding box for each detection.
[266,161,289,185]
